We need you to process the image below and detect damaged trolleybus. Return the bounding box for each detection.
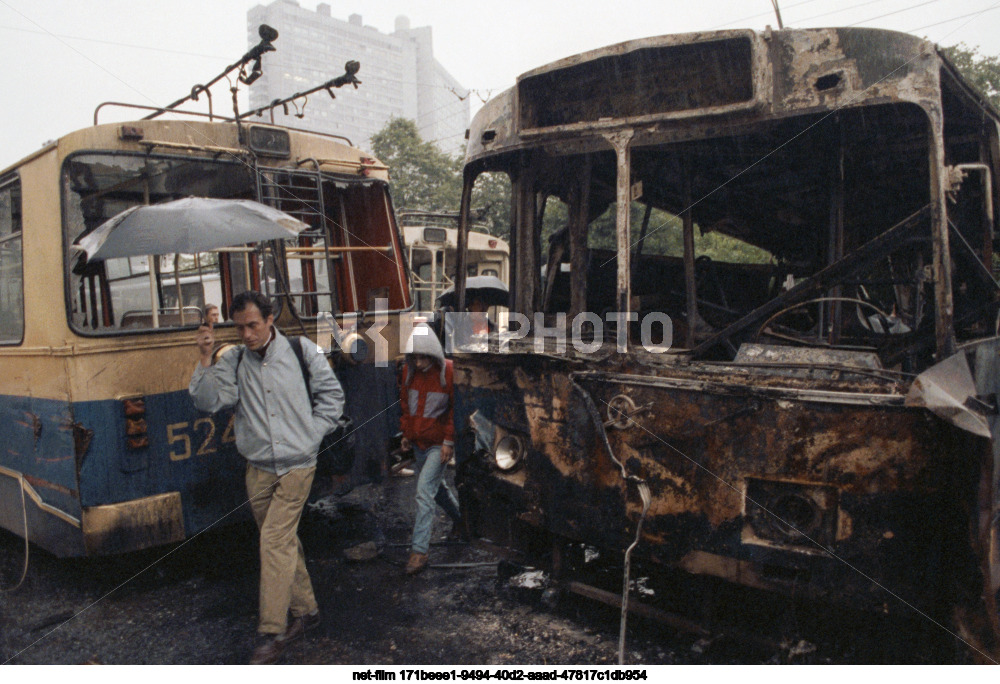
[0,28,411,559]
[452,27,1000,658]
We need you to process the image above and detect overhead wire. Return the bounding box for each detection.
[782,0,892,25]
[908,3,1000,31]
[0,2,404,270]
[603,0,1000,263]
[705,0,830,30]
[845,0,948,26]
[0,24,231,59]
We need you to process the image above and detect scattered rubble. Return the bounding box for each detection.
[0,471,966,664]
[343,542,379,562]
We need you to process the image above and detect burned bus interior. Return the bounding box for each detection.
[453,28,1000,660]
[496,89,998,371]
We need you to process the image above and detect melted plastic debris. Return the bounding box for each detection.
[509,569,548,589]
[786,639,817,658]
[630,576,655,596]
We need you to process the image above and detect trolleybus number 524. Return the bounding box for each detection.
[166,415,236,461]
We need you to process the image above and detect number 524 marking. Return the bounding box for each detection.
[166,414,236,461]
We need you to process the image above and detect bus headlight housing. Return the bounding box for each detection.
[743,478,838,551]
[339,331,368,364]
[494,434,525,472]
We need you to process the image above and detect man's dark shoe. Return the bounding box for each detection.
[280,610,320,643]
[446,520,471,543]
[250,633,286,665]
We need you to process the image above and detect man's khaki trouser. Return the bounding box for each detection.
[245,464,318,635]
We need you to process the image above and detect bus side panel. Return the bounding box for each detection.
[0,473,85,557]
[73,391,247,538]
[0,393,86,556]
[0,393,82,515]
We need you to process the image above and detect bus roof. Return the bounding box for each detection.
[464,27,1000,167]
[1,117,389,180]
[402,225,509,253]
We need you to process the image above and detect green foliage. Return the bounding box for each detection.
[540,197,569,252]
[370,119,512,237]
[369,118,461,213]
[585,203,772,265]
[471,172,512,237]
[941,43,1000,109]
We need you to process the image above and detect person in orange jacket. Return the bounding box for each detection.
[400,325,460,575]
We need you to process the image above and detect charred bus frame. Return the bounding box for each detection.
[452,28,1000,658]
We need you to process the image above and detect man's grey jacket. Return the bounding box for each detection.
[189,330,345,474]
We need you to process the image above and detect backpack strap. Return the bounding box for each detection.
[288,336,314,408]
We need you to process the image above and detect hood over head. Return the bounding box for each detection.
[403,324,447,386]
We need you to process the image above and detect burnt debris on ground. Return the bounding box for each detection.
[0,471,964,664]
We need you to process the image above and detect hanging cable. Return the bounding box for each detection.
[619,481,651,665]
[568,375,651,665]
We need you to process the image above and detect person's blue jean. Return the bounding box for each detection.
[411,444,460,554]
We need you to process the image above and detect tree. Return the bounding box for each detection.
[369,118,461,213]
[370,118,516,237]
[941,43,1000,109]
[584,203,772,264]
[470,172,512,237]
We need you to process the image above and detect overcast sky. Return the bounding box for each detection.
[2,0,999,167]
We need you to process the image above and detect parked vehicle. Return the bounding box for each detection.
[452,27,1000,658]
[400,210,509,327]
[0,27,411,557]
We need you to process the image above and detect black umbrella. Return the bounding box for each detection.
[435,275,508,309]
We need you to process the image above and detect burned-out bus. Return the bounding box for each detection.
[452,28,1000,658]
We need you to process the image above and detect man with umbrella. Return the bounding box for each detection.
[79,198,340,662]
[189,290,345,664]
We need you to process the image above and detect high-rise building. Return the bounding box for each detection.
[247,1,469,154]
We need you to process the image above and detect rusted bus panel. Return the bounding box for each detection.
[769,29,942,113]
[577,371,959,531]
[454,355,624,542]
[455,351,981,611]
[453,358,537,548]
[81,491,185,556]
